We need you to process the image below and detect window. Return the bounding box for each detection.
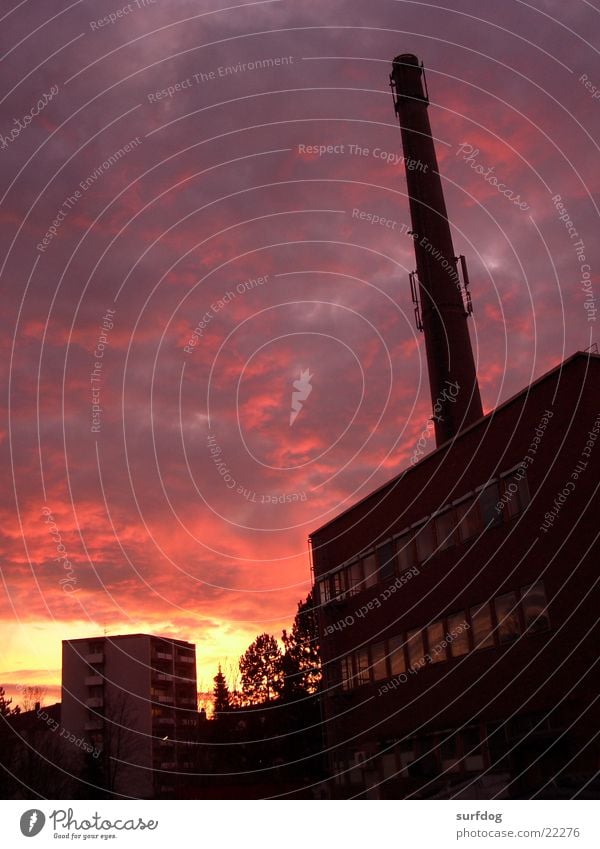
[362,554,378,588]
[389,635,406,675]
[504,471,530,518]
[462,725,481,753]
[347,560,363,596]
[448,613,470,657]
[456,499,480,540]
[407,629,426,669]
[377,541,396,583]
[327,661,341,689]
[434,509,456,551]
[399,739,415,773]
[332,757,345,786]
[381,752,398,780]
[426,621,446,663]
[371,641,388,681]
[495,592,522,643]
[348,752,365,783]
[332,570,346,600]
[470,603,494,649]
[90,731,103,749]
[462,726,484,770]
[510,711,550,737]
[396,533,417,571]
[521,582,550,633]
[440,734,458,763]
[416,522,436,562]
[486,721,509,767]
[318,578,330,604]
[340,656,353,690]
[477,482,502,529]
[355,649,370,687]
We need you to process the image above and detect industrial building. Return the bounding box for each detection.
[61,633,198,797]
[310,55,600,798]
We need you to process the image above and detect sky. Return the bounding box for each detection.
[1,0,598,705]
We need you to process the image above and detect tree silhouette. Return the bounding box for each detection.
[21,686,47,712]
[281,593,322,699]
[239,634,283,704]
[0,686,19,717]
[212,665,231,718]
[0,686,19,796]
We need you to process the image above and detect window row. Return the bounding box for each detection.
[330,581,549,691]
[333,723,488,786]
[334,710,554,786]
[317,472,530,604]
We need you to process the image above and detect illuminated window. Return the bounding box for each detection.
[434,509,456,551]
[363,554,378,588]
[347,560,363,596]
[470,603,494,649]
[389,635,406,675]
[371,641,388,681]
[456,499,480,540]
[416,522,435,562]
[407,629,426,669]
[355,649,370,687]
[495,592,522,643]
[448,613,470,657]
[377,541,396,583]
[426,621,446,663]
[521,582,550,633]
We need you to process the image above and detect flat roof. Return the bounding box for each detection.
[63,634,195,647]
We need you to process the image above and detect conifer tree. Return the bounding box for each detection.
[212,665,231,717]
[239,634,283,704]
[0,686,19,716]
[281,592,322,699]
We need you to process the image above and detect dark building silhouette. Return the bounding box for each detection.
[310,54,600,799]
[2,703,74,798]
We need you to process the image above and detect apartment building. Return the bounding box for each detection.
[62,633,198,797]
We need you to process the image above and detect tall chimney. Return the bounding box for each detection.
[390,54,483,445]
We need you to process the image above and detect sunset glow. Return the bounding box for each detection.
[1,0,597,714]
